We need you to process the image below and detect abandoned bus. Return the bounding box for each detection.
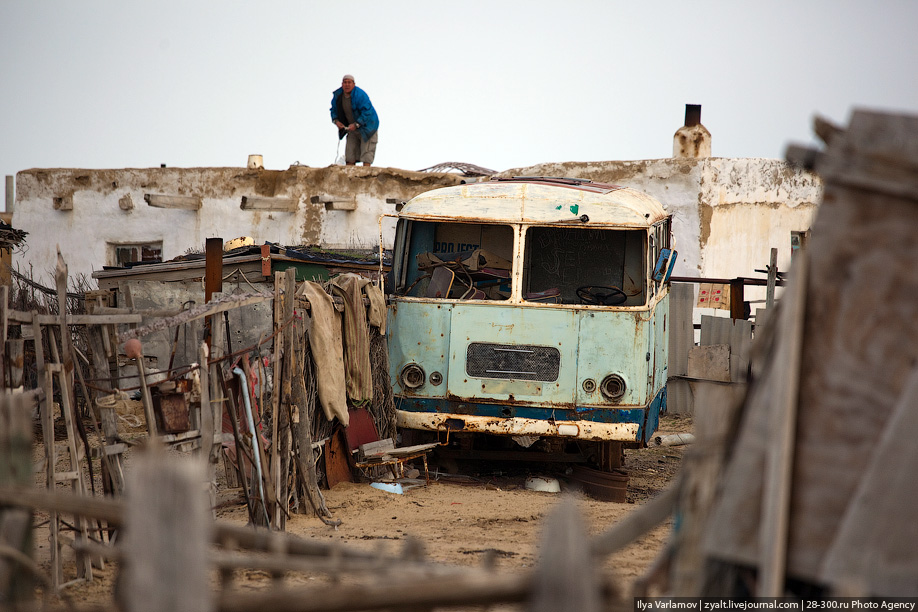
[386,177,676,471]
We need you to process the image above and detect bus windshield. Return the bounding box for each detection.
[522,226,647,306]
[392,219,650,306]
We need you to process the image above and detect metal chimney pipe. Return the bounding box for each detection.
[5,176,13,213]
[685,104,702,127]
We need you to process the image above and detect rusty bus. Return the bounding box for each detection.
[386,177,676,472]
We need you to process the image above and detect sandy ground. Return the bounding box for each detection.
[27,413,692,608]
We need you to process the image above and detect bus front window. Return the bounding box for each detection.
[394,221,514,301]
[522,226,646,306]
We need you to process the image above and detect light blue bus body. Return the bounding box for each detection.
[387,177,675,465]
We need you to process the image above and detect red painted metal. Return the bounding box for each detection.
[345,407,380,452]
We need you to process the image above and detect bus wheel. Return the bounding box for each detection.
[597,441,624,472]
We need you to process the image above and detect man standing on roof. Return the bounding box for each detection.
[331,74,379,166]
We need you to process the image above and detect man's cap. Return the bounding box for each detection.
[342,74,355,82]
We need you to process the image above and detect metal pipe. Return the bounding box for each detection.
[233,366,269,521]
[684,104,702,127]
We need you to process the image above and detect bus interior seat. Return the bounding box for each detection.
[426,266,455,298]
[525,287,561,303]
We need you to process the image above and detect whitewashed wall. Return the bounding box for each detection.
[12,165,463,284]
[13,158,821,290]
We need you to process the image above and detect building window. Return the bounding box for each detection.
[110,242,163,266]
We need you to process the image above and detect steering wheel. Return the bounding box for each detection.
[576,285,627,306]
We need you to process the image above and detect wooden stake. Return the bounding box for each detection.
[758,254,808,596]
[135,354,158,438]
[766,247,778,309]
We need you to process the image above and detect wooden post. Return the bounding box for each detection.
[1,285,7,387]
[0,389,38,603]
[270,271,285,528]
[758,254,808,596]
[47,330,93,581]
[292,352,339,525]
[766,247,778,309]
[7,338,23,388]
[32,316,61,586]
[729,278,746,320]
[87,326,125,497]
[135,355,157,438]
[121,450,214,612]
[198,341,217,511]
[206,316,226,487]
[54,253,106,571]
[530,498,601,612]
[278,271,296,529]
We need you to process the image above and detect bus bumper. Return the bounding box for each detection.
[396,410,640,442]
[395,385,666,444]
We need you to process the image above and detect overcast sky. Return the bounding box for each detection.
[1,0,916,193]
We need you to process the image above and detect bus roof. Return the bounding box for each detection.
[398,177,669,227]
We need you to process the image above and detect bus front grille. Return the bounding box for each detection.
[465,342,561,382]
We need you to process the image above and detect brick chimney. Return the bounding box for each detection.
[673,104,712,158]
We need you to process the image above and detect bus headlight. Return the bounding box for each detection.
[400,363,426,389]
[600,374,626,402]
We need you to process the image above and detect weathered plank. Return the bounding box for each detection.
[7,338,23,388]
[530,498,601,612]
[670,379,745,595]
[53,252,96,581]
[703,109,918,587]
[198,342,217,512]
[820,366,918,595]
[30,315,61,586]
[0,389,39,602]
[117,292,272,343]
[217,573,529,612]
[240,196,297,212]
[757,254,807,596]
[7,311,143,325]
[666,282,695,414]
[121,451,213,612]
[699,315,753,383]
[143,193,202,209]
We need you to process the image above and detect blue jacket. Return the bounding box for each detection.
[330,86,379,142]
